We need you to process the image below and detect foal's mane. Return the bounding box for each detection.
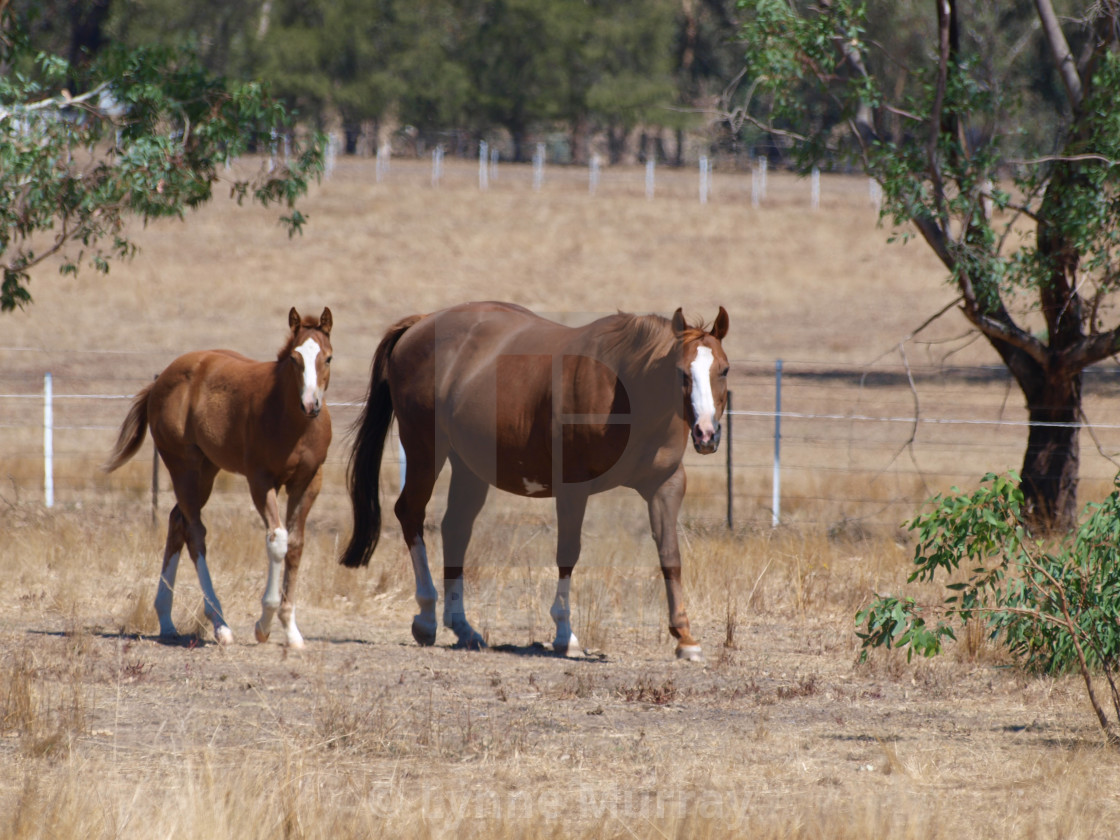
[599,311,709,376]
[277,314,327,360]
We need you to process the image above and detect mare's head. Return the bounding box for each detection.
[671,306,729,454]
[283,307,334,417]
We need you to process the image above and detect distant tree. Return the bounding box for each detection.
[737,0,1120,531]
[583,0,677,164]
[458,0,574,161]
[0,2,324,311]
[672,0,742,165]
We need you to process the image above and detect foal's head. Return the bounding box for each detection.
[671,307,729,454]
[283,307,334,417]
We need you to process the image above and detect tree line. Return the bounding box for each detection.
[11,0,746,164]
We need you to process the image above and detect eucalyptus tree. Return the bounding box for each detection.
[738,0,1120,531]
[0,2,323,311]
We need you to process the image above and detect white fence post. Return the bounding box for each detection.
[431,146,444,187]
[479,141,489,190]
[645,159,655,200]
[533,143,545,191]
[589,155,600,195]
[43,372,53,508]
[699,156,711,204]
[772,360,782,528]
[376,144,391,182]
[811,167,821,210]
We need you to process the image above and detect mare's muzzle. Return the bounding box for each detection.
[691,421,721,454]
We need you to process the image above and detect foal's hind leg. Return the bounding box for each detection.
[440,456,489,649]
[166,459,233,645]
[154,505,188,638]
[395,436,448,646]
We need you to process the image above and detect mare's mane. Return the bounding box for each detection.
[277,314,327,361]
[598,311,709,377]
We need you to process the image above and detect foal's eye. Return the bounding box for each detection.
[326,355,333,364]
[719,367,729,378]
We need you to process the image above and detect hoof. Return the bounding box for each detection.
[675,644,703,662]
[412,615,437,646]
[554,633,583,658]
[254,621,270,644]
[215,625,234,646]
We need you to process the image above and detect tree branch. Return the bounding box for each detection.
[1034,0,1082,108]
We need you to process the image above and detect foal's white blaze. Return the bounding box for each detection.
[689,346,717,441]
[294,337,323,414]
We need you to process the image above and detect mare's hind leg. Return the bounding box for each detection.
[395,434,448,646]
[154,505,188,638]
[441,455,489,649]
[166,458,233,645]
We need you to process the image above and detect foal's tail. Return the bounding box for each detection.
[339,314,424,568]
[103,384,153,473]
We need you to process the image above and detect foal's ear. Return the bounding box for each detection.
[671,307,687,336]
[710,306,729,340]
[289,307,301,332]
[319,307,333,335]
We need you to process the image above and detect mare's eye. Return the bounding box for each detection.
[326,355,333,364]
[719,367,729,378]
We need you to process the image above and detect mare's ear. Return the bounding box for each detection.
[671,307,687,336]
[710,306,729,340]
[319,307,333,335]
[289,307,301,332]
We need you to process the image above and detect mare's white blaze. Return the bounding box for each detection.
[294,337,323,410]
[155,551,181,636]
[523,478,548,495]
[689,347,716,432]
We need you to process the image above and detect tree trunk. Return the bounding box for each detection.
[1015,361,1081,533]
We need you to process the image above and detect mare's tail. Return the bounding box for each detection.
[102,385,153,473]
[339,314,424,568]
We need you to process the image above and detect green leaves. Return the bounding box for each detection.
[0,28,324,311]
[857,473,1120,744]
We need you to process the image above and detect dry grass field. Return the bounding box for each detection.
[3,157,1120,838]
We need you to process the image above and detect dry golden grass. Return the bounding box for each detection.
[2,157,1120,838]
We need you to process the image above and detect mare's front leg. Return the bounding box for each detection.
[643,465,701,660]
[251,478,296,646]
[550,491,589,657]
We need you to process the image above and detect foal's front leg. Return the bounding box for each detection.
[644,465,701,660]
[274,468,324,649]
[252,480,300,647]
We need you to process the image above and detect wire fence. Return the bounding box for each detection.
[5,356,1120,533]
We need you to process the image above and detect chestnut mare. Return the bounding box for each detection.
[105,308,333,648]
[340,301,728,660]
